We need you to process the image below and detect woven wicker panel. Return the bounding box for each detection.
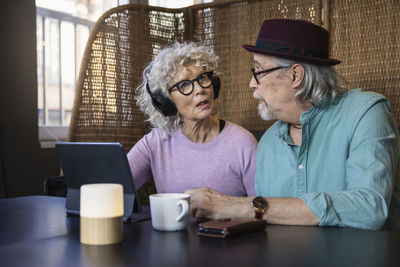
[69,1,323,151]
[191,0,322,130]
[329,0,400,124]
[68,5,187,151]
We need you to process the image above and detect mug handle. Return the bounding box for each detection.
[176,200,189,222]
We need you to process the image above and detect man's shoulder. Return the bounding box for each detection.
[264,121,283,133]
[259,121,282,143]
[317,89,395,140]
[340,89,388,107]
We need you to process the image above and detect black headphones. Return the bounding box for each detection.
[146,75,220,117]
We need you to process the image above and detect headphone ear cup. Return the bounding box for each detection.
[212,76,220,99]
[146,83,177,117]
[151,90,178,117]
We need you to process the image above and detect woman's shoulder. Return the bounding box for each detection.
[137,128,174,145]
[222,121,258,144]
[128,127,175,154]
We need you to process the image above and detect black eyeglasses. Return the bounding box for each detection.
[251,66,291,84]
[168,71,213,95]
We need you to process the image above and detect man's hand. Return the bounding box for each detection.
[185,188,320,225]
[184,187,253,220]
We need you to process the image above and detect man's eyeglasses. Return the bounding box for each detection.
[251,66,291,84]
[168,71,213,95]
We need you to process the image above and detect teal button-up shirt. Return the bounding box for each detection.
[255,89,400,230]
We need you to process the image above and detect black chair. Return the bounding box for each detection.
[43,176,67,197]
[249,129,266,142]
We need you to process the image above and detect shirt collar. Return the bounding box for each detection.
[275,95,332,138]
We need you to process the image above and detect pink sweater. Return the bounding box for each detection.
[127,121,257,196]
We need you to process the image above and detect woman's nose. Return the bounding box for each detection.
[193,82,207,95]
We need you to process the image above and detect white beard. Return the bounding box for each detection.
[253,91,276,121]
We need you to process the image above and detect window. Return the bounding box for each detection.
[36,0,211,148]
[36,0,128,148]
[149,0,200,8]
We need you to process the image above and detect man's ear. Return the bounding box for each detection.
[291,64,305,89]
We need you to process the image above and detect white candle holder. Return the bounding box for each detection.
[80,183,124,245]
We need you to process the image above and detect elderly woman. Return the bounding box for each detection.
[127,42,257,196]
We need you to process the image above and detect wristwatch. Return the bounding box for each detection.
[251,196,268,219]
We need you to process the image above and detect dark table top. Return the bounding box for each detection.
[1,196,400,267]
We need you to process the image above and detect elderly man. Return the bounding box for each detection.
[186,19,400,230]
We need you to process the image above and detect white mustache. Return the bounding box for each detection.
[253,90,275,121]
[253,91,265,102]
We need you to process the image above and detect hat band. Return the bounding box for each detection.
[255,39,328,59]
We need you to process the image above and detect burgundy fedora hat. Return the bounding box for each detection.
[242,19,340,66]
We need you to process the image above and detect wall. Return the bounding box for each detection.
[0,0,60,198]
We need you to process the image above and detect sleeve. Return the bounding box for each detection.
[301,99,399,230]
[126,133,154,190]
[243,142,257,196]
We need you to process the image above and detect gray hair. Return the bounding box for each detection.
[271,56,347,106]
[135,42,219,135]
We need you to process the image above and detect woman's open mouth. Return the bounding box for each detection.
[196,100,210,109]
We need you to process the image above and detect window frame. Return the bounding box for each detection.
[36,7,93,148]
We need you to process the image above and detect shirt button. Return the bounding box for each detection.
[298,164,304,170]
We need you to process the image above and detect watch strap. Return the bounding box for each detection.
[254,209,264,219]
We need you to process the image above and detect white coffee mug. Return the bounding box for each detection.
[150,193,190,231]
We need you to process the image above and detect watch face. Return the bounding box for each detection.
[252,197,267,209]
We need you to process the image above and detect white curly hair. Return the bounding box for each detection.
[135,42,219,135]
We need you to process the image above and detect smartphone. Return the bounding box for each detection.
[197,225,225,236]
[197,218,267,238]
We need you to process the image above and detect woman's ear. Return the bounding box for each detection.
[291,64,305,89]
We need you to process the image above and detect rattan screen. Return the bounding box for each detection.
[191,0,322,131]
[68,5,188,150]
[68,1,322,150]
[329,0,400,124]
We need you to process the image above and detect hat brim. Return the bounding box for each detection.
[242,44,341,66]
